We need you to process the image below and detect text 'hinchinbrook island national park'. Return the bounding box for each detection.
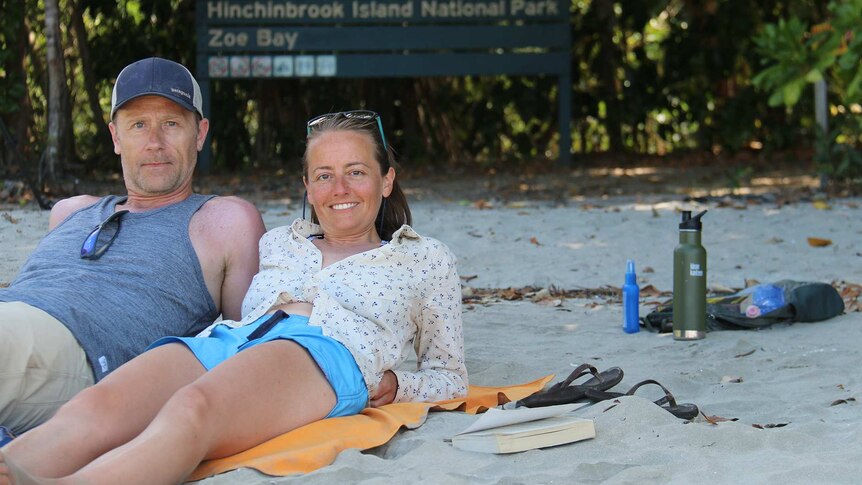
[206,0,561,20]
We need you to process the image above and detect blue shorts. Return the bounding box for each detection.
[148,313,368,418]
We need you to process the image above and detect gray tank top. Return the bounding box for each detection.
[0,194,219,381]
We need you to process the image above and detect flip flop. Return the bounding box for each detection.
[584,379,699,420]
[517,363,624,408]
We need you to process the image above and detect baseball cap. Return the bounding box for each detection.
[110,57,204,119]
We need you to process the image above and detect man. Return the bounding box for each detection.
[0,57,266,435]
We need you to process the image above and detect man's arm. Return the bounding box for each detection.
[190,197,266,321]
[47,196,100,230]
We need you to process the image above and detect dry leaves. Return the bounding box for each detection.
[734,349,757,358]
[472,199,493,210]
[752,423,789,429]
[702,414,738,425]
[529,237,541,246]
[807,237,832,247]
[720,376,744,384]
[461,285,630,306]
[639,284,668,297]
[830,398,856,406]
[833,280,862,312]
[2,212,19,224]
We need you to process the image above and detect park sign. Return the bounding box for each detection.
[195,0,572,166]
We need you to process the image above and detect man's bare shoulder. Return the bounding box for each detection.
[48,195,101,229]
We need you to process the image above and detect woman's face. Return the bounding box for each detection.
[304,130,395,239]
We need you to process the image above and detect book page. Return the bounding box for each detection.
[456,402,590,435]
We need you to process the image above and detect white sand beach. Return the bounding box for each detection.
[1,169,860,484]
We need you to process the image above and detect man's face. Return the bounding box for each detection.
[109,96,208,197]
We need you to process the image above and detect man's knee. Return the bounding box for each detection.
[0,314,35,374]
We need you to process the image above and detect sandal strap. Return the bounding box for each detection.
[547,363,600,393]
[625,379,679,407]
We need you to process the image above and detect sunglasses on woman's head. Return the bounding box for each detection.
[306,110,388,151]
[80,210,129,260]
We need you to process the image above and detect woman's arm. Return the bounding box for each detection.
[389,242,468,403]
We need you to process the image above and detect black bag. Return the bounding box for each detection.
[642,280,845,332]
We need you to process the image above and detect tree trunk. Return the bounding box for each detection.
[2,0,32,171]
[43,0,70,181]
[594,0,623,153]
[70,0,111,162]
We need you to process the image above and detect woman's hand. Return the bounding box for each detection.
[370,370,398,407]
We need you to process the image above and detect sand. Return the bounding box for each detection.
[1,175,860,484]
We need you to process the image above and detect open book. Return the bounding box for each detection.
[450,403,595,454]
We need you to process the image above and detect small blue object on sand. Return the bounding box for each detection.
[0,426,14,447]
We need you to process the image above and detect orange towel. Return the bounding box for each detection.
[189,375,553,480]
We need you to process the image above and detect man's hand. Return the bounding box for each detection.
[370,370,398,407]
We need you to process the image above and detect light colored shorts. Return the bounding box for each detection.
[0,302,94,435]
[148,313,368,418]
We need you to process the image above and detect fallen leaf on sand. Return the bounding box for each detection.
[642,266,655,273]
[709,283,737,293]
[602,400,621,413]
[721,376,744,383]
[734,349,756,358]
[807,237,832,247]
[529,237,541,246]
[830,398,856,406]
[2,213,19,224]
[473,199,493,210]
[703,414,738,425]
[833,281,862,312]
[752,423,789,429]
[640,284,670,297]
[766,237,784,244]
[813,200,831,210]
[460,275,478,282]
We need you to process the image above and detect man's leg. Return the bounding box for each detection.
[2,342,206,479]
[65,340,338,485]
[0,302,94,435]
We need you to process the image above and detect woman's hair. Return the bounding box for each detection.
[302,113,412,241]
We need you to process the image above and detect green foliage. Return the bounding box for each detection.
[753,0,862,184]
[4,0,860,180]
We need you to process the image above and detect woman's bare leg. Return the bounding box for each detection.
[2,343,205,478]
[66,339,337,485]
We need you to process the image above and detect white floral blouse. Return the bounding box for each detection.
[225,218,467,403]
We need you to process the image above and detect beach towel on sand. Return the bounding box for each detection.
[189,375,553,481]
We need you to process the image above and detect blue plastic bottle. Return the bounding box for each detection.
[623,260,640,333]
[743,284,785,318]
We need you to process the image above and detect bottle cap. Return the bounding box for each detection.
[625,259,636,284]
[679,210,707,230]
[746,305,761,318]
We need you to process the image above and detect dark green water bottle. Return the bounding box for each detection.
[673,210,707,340]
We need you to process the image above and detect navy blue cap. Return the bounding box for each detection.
[110,57,203,119]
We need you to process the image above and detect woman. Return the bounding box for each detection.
[0,111,467,485]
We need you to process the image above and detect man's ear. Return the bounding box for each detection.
[196,118,210,152]
[108,122,121,155]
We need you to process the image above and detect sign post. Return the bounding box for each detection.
[195,0,571,170]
